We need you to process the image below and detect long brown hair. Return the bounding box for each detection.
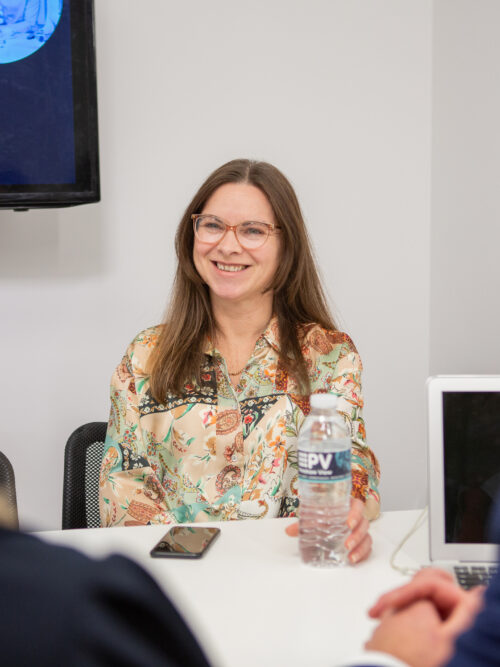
[148,159,337,400]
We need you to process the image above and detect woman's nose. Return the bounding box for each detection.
[217,227,242,253]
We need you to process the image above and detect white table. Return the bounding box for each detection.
[37,510,429,667]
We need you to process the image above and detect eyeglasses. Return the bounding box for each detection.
[192,214,280,250]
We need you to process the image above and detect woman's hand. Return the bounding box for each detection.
[285,497,372,564]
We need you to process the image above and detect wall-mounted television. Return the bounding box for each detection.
[0,0,99,210]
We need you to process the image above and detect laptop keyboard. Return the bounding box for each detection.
[454,565,498,590]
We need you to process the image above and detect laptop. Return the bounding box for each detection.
[427,375,500,589]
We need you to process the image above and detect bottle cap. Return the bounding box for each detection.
[310,393,338,409]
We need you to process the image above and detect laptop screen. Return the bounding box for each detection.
[443,391,500,544]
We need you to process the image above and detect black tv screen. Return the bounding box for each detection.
[0,0,99,209]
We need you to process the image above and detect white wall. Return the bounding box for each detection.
[0,0,432,529]
[431,0,500,375]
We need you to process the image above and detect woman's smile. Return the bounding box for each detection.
[212,261,249,273]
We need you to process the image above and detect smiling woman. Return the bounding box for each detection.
[192,183,280,311]
[99,159,380,563]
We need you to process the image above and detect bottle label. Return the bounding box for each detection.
[298,449,351,483]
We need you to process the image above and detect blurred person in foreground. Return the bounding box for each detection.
[340,496,500,667]
[0,494,210,667]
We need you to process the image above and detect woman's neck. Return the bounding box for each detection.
[211,296,273,358]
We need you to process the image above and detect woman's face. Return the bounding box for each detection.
[193,183,281,307]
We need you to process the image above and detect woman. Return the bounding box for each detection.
[99,159,380,563]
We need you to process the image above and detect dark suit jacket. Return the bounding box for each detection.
[0,527,211,666]
[446,497,500,667]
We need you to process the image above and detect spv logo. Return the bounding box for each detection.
[299,452,334,471]
[298,449,351,482]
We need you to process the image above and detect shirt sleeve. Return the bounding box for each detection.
[444,563,500,667]
[335,650,409,667]
[279,330,380,519]
[99,340,177,527]
[309,331,381,514]
[278,450,300,518]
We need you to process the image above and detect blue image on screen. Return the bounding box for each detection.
[0,0,63,64]
[0,0,75,185]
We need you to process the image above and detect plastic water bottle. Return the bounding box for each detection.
[298,393,352,566]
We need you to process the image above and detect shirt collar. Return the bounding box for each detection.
[202,335,216,357]
[260,315,280,353]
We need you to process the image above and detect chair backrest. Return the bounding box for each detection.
[62,422,107,529]
[0,451,19,530]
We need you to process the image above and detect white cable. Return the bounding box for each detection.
[389,506,428,576]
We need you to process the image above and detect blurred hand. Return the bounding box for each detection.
[369,567,483,620]
[285,497,372,564]
[365,588,483,667]
[366,599,453,667]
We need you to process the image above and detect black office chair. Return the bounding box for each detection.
[0,451,19,529]
[62,422,107,529]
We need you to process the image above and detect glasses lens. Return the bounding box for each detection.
[236,222,270,248]
[196,216,225,242]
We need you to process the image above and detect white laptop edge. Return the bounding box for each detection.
[427,375,499,563]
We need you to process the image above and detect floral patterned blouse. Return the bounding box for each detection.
[99,318,380,527]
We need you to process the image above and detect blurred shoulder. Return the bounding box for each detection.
[114,325,163,382]
[128,325,163,355]
[121,325,161,360]
[300,323,359,356]
[299,323,362,376]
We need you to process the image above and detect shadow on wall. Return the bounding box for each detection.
[0,203,105,279]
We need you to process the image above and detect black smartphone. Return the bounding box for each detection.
[150,526,221,559]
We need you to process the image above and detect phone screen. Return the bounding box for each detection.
[150,526,220,558]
